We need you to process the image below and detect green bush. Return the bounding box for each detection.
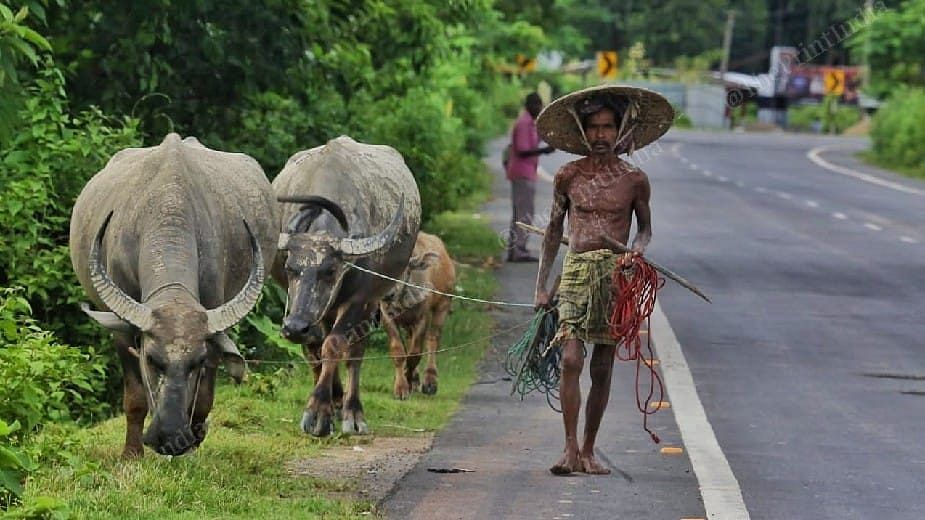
[0,62,142,412]
[0,288,110,434]
[787,98,860,134]
[0,419,34,509]
[869,87,925,175]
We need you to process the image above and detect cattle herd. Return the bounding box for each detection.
[68,134,456,457]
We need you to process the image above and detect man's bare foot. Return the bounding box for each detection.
[550,450,582,475]
[579,453,611,475]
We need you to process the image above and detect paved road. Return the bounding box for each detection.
[383,130,925,519]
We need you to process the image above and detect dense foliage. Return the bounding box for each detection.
[851,0,925,172]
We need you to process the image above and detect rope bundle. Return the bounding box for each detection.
[504,305,563,411]
[609,256,666,443]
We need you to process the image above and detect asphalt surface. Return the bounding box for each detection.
[383,129,925,519]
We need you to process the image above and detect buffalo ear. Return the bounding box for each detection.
[210,332,247,384]
[409,252,440,271]
[80,302,134,333]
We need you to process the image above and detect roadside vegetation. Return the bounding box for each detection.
[852,0,925,178]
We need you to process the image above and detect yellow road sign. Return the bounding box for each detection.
[597,51,618,79]
[516,54,536,73]
[823,69,845,95]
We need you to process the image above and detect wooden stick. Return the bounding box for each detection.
[515,222,711,303]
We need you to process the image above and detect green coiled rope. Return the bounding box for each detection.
[504,303,563,412]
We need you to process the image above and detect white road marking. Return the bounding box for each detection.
[805,200,819,208]
[864,222,883,231]
[717,176,729,182]
[776,192,792,200]
[755,187,768,194]
[901,236,919,244]
[690,163,700,171]
[703,170,713,177]
[680,156,689,164]
[735,181,745,188]
[651,303,750,520]
[832,212,848,220]
[807,146,925,197]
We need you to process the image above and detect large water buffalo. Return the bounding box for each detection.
[273,136,421,436]
[69,134,277,457]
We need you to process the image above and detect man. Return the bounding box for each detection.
[506,92,555,262]
[533,85,673,475]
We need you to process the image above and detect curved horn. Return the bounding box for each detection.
[278,195,349,233]
[336,196,405,257]
[206,219,266,334]
[88,211,154,331]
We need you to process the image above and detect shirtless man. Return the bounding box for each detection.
[534,91,656,475]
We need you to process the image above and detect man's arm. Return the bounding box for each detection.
[534,171,569,308]
[630,172,652,254]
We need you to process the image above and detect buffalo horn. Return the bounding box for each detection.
[336,196,405,257]
[89,211,155,331]
[278,195,349,233]
[206,219,266,334]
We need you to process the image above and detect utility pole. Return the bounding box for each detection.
[862,0,873,90]
[775,0,785,45]
[720,10,736,83]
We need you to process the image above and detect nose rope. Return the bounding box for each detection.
[137,338,159,415]
[189,366,204,429]
[344,261,534,307]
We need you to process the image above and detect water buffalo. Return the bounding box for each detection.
[69,134,277,457]
[273,136,421,436]
[379,232,456,399]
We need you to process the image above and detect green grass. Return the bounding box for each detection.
[12,217,501,520]
[858,150,925,181]
[426,210,504,264]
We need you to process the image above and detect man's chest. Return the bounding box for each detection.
[566,173,636,215]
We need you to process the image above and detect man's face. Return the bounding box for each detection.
[585,108,618,155]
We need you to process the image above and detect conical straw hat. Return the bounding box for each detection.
[536,84,675,155]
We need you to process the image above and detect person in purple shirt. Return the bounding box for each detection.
[506,92,555,262]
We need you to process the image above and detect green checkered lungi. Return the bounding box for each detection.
[552,248,620,347]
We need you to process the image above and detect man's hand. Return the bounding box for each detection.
[542,146,556,154]
[534,289,550,311]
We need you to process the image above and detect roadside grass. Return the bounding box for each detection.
[858,150,925,181]
[14,212,502,519]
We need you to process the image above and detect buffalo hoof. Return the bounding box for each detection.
[121,445,144,460]
[394,379,411,400]
[421,381,438,395]
[342,410,369,435]
[301,409,333,437]
[408,371,421,392]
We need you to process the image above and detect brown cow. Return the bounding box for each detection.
[379,232,456,399]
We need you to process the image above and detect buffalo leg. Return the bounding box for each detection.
[305,343,344,418]
[342,334,369,434]
[116,333,147,459]
[301,303,370,437]
[404,317,428,392]
[422,299,451,395]
[380,305,410,400]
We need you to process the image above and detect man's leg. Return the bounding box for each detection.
[550,338,585,475]
[580,343,617,474]
[509,179,533,259]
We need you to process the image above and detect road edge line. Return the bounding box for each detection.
[806,145,925,196]
[650,302,750,520]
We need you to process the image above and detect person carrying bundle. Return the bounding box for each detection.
[532,85,674,475]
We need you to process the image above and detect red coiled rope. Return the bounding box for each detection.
[609,255,666,443]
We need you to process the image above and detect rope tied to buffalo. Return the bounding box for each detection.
[609,256,665,443]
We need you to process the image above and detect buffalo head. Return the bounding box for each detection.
[82,212,264,456]
[276,195,404,342]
